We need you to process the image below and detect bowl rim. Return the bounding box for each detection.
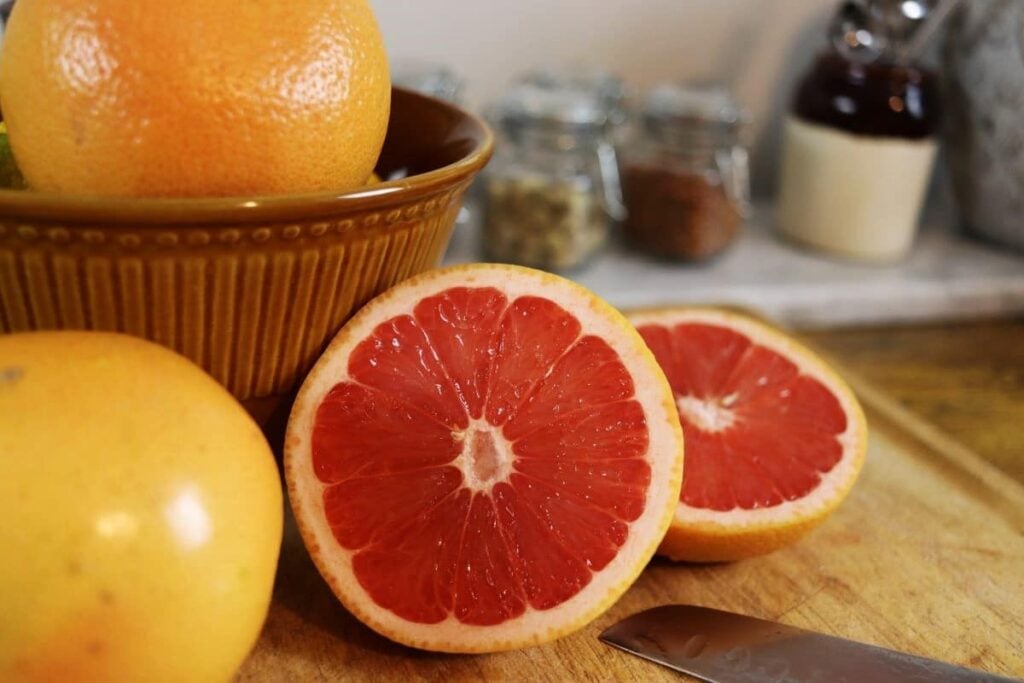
[0,87,494,226]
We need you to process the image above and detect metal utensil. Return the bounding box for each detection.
[828,0,887,64]
[600,605,1019,683]
[895,0,960,65]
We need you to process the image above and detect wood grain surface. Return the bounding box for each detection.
[238,354,1024,681]
[805,318,1024,483]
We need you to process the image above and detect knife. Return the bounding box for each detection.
[599,605,1020,683]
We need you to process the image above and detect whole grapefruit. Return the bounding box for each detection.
[0,0,390,197]
[0,332,283,682]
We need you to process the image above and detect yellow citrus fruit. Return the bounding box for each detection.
[0,0,390,197]
[285,264,684,652]
[0,332,283,683]
[628,308,868,562]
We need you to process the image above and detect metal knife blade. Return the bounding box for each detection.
[599,605,1019,683]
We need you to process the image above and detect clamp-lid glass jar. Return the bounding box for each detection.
[619,83,749,261]
[481,83,624,271]
[517,66,630,131]
[776,0,941,261]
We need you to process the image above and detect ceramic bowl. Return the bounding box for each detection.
[0,87,493,413]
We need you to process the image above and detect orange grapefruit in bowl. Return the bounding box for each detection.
[0,0,390,197]
[0,332,283,682]
[285,264,684,652]
[629,308,867,563]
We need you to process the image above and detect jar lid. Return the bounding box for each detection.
[392,61,464,104]
[827,0,935,65]
[517,67,628,124]
[644,83,746,132]
[496,82,613,136]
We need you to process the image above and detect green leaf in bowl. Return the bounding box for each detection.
[0,122,26,189]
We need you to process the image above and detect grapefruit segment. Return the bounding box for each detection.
[322,466,463,549]
[512,401,650,461]
[511,476,628,569]
[494,481,593,610]
[286,264,683,652]
[513,459,651,521]
[629,307,867,563]
[485,296,582,427]
[412,286,508,420]
[504,335,637,438]
[453,492,527,626]
[347,315,468,429]
[312,383,460,482]
[350,487,470,624]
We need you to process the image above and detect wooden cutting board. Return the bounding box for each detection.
[237,367,1024,681]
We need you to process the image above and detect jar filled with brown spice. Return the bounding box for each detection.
[620,84,749,261]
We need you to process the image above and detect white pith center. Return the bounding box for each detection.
[452,419,515,492]
[676,393,738,433]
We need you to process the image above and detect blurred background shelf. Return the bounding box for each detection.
[445,204,1024,329]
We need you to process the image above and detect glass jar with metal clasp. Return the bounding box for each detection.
[620,83,750,261]
[481,83,625,272]
[516,66,630,137]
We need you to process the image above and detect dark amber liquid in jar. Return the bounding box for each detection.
[792,53,940,139]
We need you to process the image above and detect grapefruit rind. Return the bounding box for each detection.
[285,264,684,652]
[628,307,867,563]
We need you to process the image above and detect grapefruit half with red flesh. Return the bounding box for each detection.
[285,264,684,652]
[629,308,867,563]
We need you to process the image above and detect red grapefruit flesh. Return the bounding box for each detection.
[286,265,683,652]
[629,308,867,562]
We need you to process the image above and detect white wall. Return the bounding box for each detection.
[374,0,833,194]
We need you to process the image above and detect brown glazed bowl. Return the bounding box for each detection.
[0,87,493,424]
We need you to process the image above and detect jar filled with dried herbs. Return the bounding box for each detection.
[620,84,749,261]
[481,83,624,271]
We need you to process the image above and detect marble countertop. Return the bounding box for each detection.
[444,205,1024,329]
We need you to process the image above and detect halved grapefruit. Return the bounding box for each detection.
[285,264,684,652]
[628,307,867,563]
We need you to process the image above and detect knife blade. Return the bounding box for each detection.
[599,605,1019,683]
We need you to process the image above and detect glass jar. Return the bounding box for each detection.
[515,67,634,163]
[481,84,623,271]
[778,55,940,261]
[517,66,630,130]
[619,83,749,261]
[777,1,941,261]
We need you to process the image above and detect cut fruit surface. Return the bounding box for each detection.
[629,308,867,563]
[285,264,683,652]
